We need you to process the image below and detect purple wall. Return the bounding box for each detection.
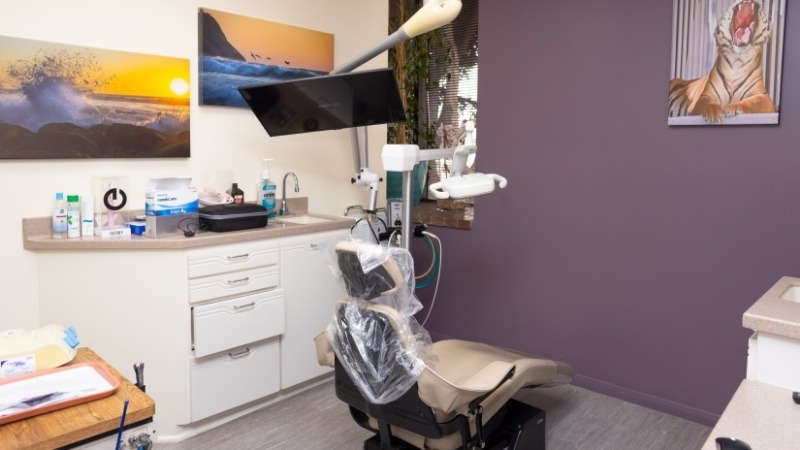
[418,0,800,425]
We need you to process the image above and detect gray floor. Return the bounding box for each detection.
[516,385,711,450]
[157,381,711,449]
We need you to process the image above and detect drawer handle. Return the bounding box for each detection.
[227,253,250,261]
[233,301,256,310]
[227,277,250,285]
[228,347,251,359]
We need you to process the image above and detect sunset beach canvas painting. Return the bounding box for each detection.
[199,8,333,107]
[0,36,190,159]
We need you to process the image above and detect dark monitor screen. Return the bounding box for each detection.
[238,68,406,137]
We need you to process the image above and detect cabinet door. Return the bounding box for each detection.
[193,289,285,358]
[187,240,279,279]
[187,266,279,304]
[280,230,348,389]
[190,339,280,422]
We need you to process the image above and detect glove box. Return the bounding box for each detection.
[199,204,268,232]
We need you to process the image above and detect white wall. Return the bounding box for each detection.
[0,0,388,330]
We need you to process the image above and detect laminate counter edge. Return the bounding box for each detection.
[23,198,355,251]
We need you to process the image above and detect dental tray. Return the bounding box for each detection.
[199,204,268,232]
[0,363,119,425]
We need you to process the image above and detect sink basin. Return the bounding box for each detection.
[780,285,800,302]
[276,215,333,225]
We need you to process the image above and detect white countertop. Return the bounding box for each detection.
[22,198,355,250]
[703,277,800,449]
[701,379,800,450]
[743,276,800,340]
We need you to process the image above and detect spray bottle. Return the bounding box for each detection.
[259,159,277,218]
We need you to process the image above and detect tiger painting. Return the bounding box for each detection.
[668,0,775,124]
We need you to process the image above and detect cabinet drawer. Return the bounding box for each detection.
[188,266,279,304]
[193,290,285,358]
[187,241,278,279]
[190,339,280,422]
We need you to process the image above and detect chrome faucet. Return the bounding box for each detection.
[280,172,300,216]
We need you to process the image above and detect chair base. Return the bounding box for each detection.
[364,433,418,450]
[361,399,546,450]
[485,400,546,450]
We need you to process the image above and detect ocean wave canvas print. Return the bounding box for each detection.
[0,36,190,159]
[199,8,333,108]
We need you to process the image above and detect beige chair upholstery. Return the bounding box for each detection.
[315,239,573,449]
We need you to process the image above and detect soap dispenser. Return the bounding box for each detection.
[259,159,277,218]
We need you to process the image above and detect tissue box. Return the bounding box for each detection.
[144,178,198,238]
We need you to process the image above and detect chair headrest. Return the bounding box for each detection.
[322,239,434,405]
[335,240,404,300]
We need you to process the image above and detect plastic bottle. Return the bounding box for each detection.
[259,159,277,218]
[66,195,81,238]
[80,194,94,237]
[52,193,68,239]
[228,183,244,204]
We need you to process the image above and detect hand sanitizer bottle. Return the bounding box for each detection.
[259,159,277,218]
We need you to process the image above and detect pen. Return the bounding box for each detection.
[115,398,129,450]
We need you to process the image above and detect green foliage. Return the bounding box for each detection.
[387,0,451,149]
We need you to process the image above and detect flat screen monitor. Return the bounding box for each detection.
[238,68,406,137]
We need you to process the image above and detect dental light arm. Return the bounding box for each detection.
[450,144,473,177]
[331,0,463,75]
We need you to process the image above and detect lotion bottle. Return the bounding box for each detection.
[80,194,94,237]
[52,193,68,239]
[259,159,277,218]
[66,195,81,238]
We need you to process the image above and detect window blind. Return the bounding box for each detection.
[422,0,479,201]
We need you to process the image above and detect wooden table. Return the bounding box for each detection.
[0,348,155,450]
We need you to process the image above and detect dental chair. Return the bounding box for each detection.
[315,240,573,450]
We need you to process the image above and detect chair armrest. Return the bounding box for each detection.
[314,332,335,367]
[418,361,516,413]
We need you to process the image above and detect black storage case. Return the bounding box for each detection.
[199,204,268,232]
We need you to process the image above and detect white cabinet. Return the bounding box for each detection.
[280,230,348,389]
[747,332,800,391]
[37,250,191,438]
[186,241,284,422]
[743,276,800,392]
[35,228,349,440]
